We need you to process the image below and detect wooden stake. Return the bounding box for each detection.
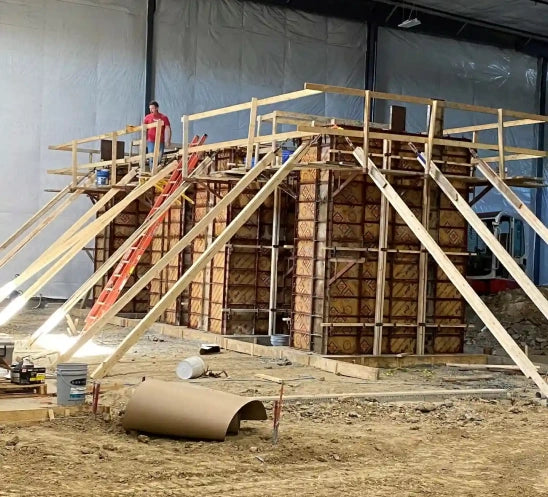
[353,147,548,398]
[90,145,308,379]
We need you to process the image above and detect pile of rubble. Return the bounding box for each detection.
[466,287,548,354]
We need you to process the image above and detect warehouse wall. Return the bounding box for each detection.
[153,0,368,142]
[0,0,146,297]
[2,0,546,298]
[153,0,545,282]
[375,28,541,281]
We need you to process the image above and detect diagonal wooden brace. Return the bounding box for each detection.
[353,147,548,398]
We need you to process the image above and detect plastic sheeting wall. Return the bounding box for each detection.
[375,28,543,282]
[0,0,145,297]
[153,0,368,142]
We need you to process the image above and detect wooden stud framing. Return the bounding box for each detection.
[353,147,548,398]
[417,101,439,355]
[0,183,88,271]
[186,89,320,122]
[30,157,213,346]
[54,151,278,365]
[8,169,140,291]
[4,167,174,312]
[90,145,309,379]
[444,118,543,135]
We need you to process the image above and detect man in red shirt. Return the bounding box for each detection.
[143,100,171,166]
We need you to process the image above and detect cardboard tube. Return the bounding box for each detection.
[122,379,266,441]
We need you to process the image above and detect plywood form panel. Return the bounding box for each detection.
[291,136,471,355]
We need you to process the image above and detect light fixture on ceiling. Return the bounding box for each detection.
[398,5,421,29]
[398,17,421,29]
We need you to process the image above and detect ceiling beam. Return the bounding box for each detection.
[247,0,548,58]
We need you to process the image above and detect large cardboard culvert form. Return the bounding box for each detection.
[122,379,267,441]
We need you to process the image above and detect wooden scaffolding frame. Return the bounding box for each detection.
[10,82,547,396]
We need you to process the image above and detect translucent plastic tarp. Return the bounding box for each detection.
[153,0,367,143]
[376,28,544,282]
[0,0,146,297]
[411,0,548,37]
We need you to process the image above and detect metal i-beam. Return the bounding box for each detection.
[409,142,548,324]
[91,144,309,379]
[353,147,548,398]
[29,157,213,346]
[54,150,277,365]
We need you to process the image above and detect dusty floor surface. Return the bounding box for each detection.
[0,307,547,496]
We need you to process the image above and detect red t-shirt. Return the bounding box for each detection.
[143,112,171,143]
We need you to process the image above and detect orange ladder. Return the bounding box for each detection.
[84,134,207,330]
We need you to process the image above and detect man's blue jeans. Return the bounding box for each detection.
[147,141,165,168]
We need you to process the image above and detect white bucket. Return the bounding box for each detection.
[176,356,207,380]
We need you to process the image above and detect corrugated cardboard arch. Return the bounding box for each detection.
[122,379,267,441]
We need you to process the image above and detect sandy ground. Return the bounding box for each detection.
[0,307,547,496]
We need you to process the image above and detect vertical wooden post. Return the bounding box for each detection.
[140,124,147,173]
[111,131,118,185]
[254,115,262,164]
[71,140,78,188]
[246,97,258,170]
[417,100,439,355]
[362,90,371,169]
[373,139,390,355]
[497,108,505,179]
[353,147,548,398]
[272,111,278,164]
[182,114,189,177]
[268,187,281,336]
[152,120,162,174]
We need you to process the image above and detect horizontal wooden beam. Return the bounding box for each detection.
[296,125,548,158]
[176,130,315,154]
[444,119,543,135]
[304,82,548,123]
[186,89,321,122]
[51,123,158,150]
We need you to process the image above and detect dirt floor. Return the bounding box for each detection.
[0,307,547,496]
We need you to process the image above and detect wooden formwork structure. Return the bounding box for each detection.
[291,134,470,356]
[4,83,546,397]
